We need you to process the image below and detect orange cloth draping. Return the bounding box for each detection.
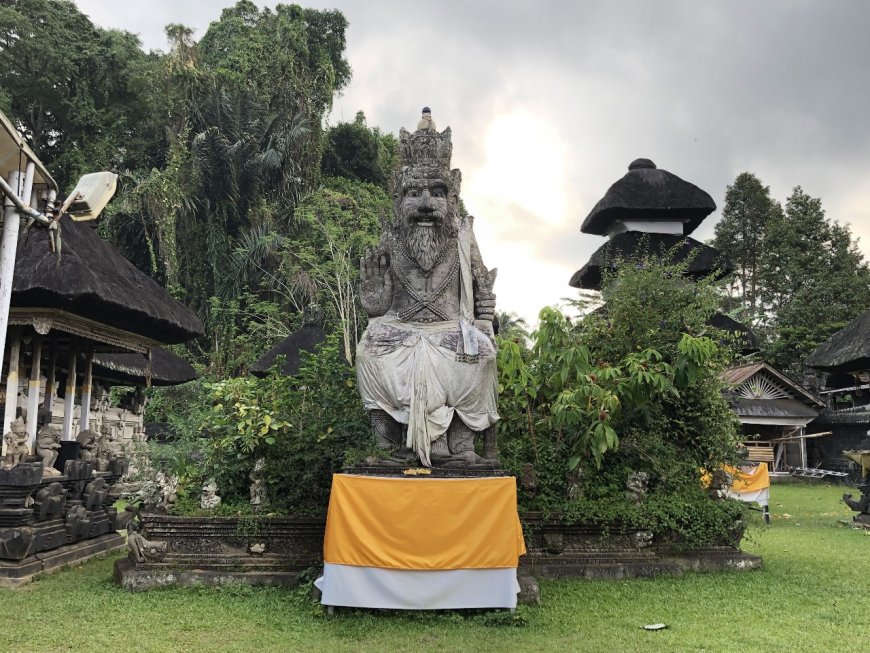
[702,463,770,494]
[323,474,526,570]
[729,462,770,493]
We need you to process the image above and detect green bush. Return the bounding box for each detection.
[498,257,746,547]
[168,333,374,515]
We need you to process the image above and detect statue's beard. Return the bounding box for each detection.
[399,212,457,271]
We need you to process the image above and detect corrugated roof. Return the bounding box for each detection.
[732,398,820,419]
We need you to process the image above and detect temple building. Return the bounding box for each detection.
[3,214,202,452]
[571,158,826,474]
[569,158,732,292]
[251,305,326,378]
[804,309,870,473]
[722,362,823,473]
[0,112,203,583]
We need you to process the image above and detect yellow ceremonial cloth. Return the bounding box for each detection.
[323,474,526,570]
[702,463,770,494]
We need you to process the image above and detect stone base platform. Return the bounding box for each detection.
[113,556,305,592]
[0,533,125,588]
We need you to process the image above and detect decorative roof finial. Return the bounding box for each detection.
[416,106,436,133]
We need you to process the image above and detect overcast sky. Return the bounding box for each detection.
[75,0,870,324]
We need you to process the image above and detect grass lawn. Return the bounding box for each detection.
[0,482,867,653]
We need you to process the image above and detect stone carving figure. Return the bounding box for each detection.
[2,417,29,470]
[200,479,222,510]
[33,482,67,520]
[103,423,124,461]
[36,424,62,476]
[155,471,178,510]
[356,110,499,467]
[76,428,99,465]
[625,471,650,505]
[127,520,167,563]
[249,457,269,511]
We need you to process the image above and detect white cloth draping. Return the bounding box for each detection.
[315,564,520,609]
[356,316,499,466]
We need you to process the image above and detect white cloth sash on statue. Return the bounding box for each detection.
[356,313,498,466]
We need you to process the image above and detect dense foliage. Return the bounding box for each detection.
[1,0,387,377]
[498,259,745,546]
[154,335,373,516]
[713,173,870,373]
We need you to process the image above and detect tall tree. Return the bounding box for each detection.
[712,173,782,324]
[758,187,870,372]
[0,0,157,189]
[322,111,399,191]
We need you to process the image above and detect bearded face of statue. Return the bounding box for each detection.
[398,177,457,271]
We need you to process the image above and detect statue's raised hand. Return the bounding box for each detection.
[360,248,393,317]
[474,267,497,322]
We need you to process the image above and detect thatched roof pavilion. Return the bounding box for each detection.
[569,232,733,290]
[251,324,326,378]
[3,215,203,446]
[709,312,760,355]
[91,347,197,387]
[805,309,870,373]
[12,215,203,347]
[580,158,716,236]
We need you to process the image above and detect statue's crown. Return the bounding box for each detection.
[399,126,453,171]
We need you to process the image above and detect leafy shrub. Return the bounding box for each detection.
[175,333,374,515]
[498,257,746,547]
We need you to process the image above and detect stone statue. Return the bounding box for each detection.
[843,484,870,514]
[707,468,733,500]
[127,520,167,563]
[82,477,108,510]
[155,471,177,511]
[625,471,650,505]
[2,417,29,470]
[33,482,67,520]
[356,111,499,467]
[36,424,62,476]
[249,457,269,511]
[200,479,221,510]
[103,423,124,461]
[76,428,99,465]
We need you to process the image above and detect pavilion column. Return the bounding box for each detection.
[79,349,93,432]
[43,335,57,414]
[62,349,77,441]
[25,334,42,450]
[3,330,21,438]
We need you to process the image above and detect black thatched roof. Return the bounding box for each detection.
[568,232,733,289]
[91,347,198,386]
[731,398,819,420]
[710,313,760,354]
[806,309,870,372]
[12,215,203,343]
[250,325,326,377]
[581,159,716,236]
